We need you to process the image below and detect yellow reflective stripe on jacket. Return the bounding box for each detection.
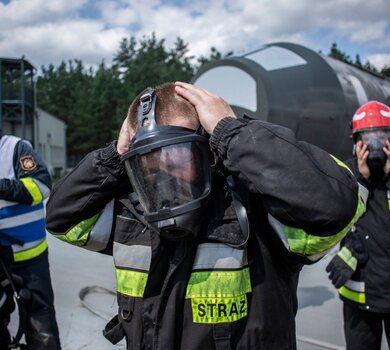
[50,213,100,247]
[186,268,251,298]
[20,177,43,205]
[186,268,251,324]
[115,268,148,297]
[190,294,248,324]
[337,246,357,271]
[339,285,366,304]
[330,154,353,174]
[13,238,47,262]
[387,190,390,210]
[268,184,366,257]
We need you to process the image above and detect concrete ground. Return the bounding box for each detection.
[8,235,389,350]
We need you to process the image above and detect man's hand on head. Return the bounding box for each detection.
[117,117,131,155]
[174,81,236,135]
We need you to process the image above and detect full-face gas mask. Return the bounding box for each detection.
[355,129,390,169]
[351,101,390,171]
[121,89,212,240]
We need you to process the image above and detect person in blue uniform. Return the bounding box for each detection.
[0,130,61,349]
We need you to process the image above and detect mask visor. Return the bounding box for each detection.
[123,141,211,215]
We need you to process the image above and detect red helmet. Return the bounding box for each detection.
[351,101,390,136]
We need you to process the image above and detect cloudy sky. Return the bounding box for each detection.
[1,0,389,72]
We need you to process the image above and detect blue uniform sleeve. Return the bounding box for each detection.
[0,141,51,205]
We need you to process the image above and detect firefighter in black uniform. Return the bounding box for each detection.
[326,100,390,350]
[46,82,366,350]
[0,130,61,349]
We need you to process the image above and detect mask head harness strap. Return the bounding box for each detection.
[136,89,159,138]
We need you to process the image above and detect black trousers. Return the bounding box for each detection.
[344,302,390,350]
[1,248,61,350]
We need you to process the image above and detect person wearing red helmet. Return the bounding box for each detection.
[326,100,390,350]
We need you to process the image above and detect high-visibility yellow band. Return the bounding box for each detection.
[115,268,148,297]
[186,268,251,298]
[272,189,366,256]
[13,238,48,262]
[50,213,100,247]
[330,155,353,174]
[339,285,366,304]
[337,246,357,271]
[190,294,248,324]
[20,177,43,206]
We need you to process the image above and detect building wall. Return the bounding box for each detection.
[35,107,67,178]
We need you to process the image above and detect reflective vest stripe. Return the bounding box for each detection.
[192,243,248,270]
[86,200,114,251]
[330,154,353,174]
[20,177,50,205]
[186,241,251,324]
[344,279,365,292]
[113,243,151,270]
[0,200,19,208]
[0,136,47,255]
[20,177,43,205]
[50,213,100,247]
[339,285,366,304]
[337,246,357,271]
[0,201,43,217]
[0,205,44,230]
[13,238,47,262]
[49,201,114,252]
[268,182,367,259]
[0,135,20,178]
[186,268,251,298]
[115,268,148,297]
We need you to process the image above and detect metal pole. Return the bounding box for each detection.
[20,59,25,139]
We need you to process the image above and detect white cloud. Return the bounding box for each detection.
[367,53,390,69]
[0,0,389,70]
[0,19,128,68]
[0,0,86,27]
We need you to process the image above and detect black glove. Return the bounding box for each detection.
[326,230,368,288]
[326,248,356,288]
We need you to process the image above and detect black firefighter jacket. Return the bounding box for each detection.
[46,117,366,350]
[337,158,390,313]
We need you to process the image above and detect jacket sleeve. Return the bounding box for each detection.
[45,142,129,252]
[210,117,367,261]
[0,140,51,205]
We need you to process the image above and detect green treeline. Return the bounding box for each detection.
[36,36,389,164]
[37,34,228,164]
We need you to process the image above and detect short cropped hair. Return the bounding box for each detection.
[127,82,199,136]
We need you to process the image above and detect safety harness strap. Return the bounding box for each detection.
[213,323,232,350]
[226,175,250,248]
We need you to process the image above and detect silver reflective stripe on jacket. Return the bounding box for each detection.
[344,279,365,293]
[113,242,152,270]
[84,199,115,251]
[192,243,248,270]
